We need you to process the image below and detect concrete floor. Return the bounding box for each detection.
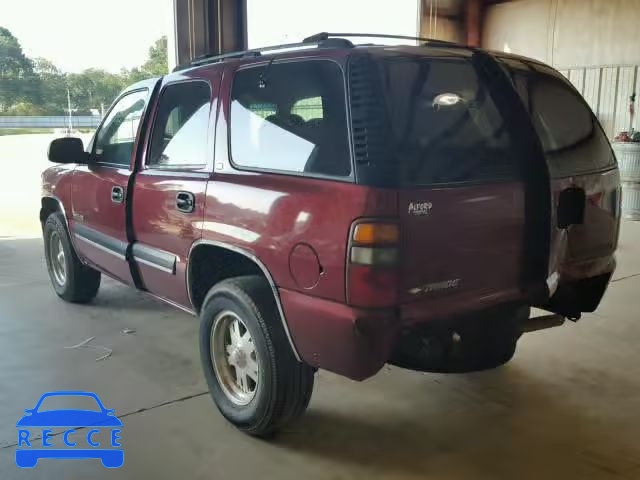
[1,134,640,478]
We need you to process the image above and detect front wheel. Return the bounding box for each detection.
[199,275,314,436]
[43,213,101,303]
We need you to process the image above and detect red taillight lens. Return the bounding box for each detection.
[348,265,399,307]
[347,221,400,307]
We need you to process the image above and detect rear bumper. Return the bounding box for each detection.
[279,288,398,380]
[280,257,616,380]
[280,285,524,380]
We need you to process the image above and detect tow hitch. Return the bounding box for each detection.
[522,313,566,333]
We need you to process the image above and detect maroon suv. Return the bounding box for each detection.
[41,33,620,436]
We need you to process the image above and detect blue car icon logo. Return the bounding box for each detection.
[16,391,123,468]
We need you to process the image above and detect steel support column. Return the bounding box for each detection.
[466,0,483,47]
[168,0,247,70]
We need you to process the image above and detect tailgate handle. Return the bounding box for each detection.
[557,187,585,229]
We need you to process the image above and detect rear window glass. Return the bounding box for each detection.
[376,57,519,185]
[230,60,351,177]
[249,102,276,119]
[292,96,323,121]
[500,60,615,177]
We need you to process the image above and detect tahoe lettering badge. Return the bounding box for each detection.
[15,391,123,468]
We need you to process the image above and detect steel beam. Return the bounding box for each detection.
[466,0,483,47]
[168,0,247,70]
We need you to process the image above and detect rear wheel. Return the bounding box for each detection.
[43,213,101,303]
[390,305,529,373]
[199,275,314,436]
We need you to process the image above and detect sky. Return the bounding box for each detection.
[247,0,420,48]
[2,0,170,73]
[2,0,421,74]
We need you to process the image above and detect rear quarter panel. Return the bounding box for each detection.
[206,60,397,301]
[550,167,620,282]
[202,172,397,301]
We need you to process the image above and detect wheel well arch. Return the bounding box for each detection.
[40,196,82,257]
[40,196,64,223]
[187,241,301,361]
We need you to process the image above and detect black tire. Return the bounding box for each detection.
[391,305,529,373]
[43,213,101,303]
[199,275,314,436]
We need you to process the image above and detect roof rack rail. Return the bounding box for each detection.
[174,32,468,72]
[174,37,355,72]
[302,32,465,48]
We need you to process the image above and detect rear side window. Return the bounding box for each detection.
[249,102,276,119]
[500,60,615,177]
[230,60,351,177]
[373,56,519,185]
[292,96,323,121]
[148,81,211,168]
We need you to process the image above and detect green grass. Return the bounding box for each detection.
[0,128,54,136]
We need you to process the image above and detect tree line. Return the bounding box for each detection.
[0,27,167,116]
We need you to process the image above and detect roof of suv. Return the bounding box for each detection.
[157,33,557,91]
[172,33,480,75]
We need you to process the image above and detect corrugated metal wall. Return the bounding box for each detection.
[557,65,639,139]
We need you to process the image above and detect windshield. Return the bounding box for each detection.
[374,56,520,186]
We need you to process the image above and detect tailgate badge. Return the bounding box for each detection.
[408,201,433,216]
[409,278,461,295]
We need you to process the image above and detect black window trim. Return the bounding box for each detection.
[143,78,213,173]
[227,57,355,183]
[91,87,150,169]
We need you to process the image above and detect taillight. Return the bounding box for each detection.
[347,221,400,307]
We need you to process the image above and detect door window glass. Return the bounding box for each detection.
[148,82,211,168]
[94,89,147,166]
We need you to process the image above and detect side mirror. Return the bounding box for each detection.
[48,137,88,164]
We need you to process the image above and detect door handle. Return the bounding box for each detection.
[176,191,195,213]
[111,186,124,204]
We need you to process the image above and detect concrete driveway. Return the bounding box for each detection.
[1,134,639,479]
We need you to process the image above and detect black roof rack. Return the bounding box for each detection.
[174,37,354,72]
[174,32,467,72]
[303,32,464,48]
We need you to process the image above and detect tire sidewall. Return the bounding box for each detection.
[43,214,73,297]
[199,289,276,430]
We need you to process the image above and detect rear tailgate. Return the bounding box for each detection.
[399,184,524,305]
[369,54,528,307]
